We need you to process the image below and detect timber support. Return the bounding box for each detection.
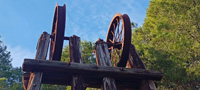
[22,37,162,90]
[23,32,50,90]
[69,35,86,90]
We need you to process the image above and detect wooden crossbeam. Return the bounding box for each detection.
[23,71,142,89]
[22,59,162,81]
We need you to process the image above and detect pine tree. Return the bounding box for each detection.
[0,37,12,89]
[0,37,23,90]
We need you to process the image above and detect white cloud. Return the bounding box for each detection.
[7,45,35,68]
[64,0,149,42]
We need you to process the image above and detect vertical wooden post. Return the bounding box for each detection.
[69,35,86,90]
[26,32,50,90]
[127,44,157,90]
[95,39,117,90]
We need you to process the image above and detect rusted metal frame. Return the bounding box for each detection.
[69,35,86,90]
[106,13,132,67]
[127,44,158,90]
[49,4,66,61]
[24,32,50,90]
[95,39,117,90]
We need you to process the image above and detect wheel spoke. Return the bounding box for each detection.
[108,46,113,50]
[118,29,123,41]
[119,24,124,41]
[113,23,116,32]
[109,39,114,44]
[111,31,115,36]
[116,21,121,41]
[111,31,117,42]
[106,13,132,67]
[112,31,117,42]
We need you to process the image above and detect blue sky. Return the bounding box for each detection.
[0,0,149,67]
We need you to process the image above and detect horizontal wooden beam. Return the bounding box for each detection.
[23,59,162,81]
[23,72,142,89]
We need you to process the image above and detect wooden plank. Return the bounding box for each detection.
[22,59,163,81]
[69,35,82,63]
[127,44,158,90]
[26,32,50,90]
[23,72,141,89]
[95,39,117,90]
[69,35,86,90]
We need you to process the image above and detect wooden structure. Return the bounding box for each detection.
[22,4,162,90]
[22,32,162,90]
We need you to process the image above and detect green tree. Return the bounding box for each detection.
[132,0,200,89]
[0,39,12,81]
[0,37,23,90]
[0,37,12,90]
[81,41,96,64]
[41,84,66,90]
[0,77,7,90]
[8,67,23,90]
[61,45,70,62]
[62,40,96,64]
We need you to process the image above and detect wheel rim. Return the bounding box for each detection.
[49,4,66,61]
[106,13,131,67]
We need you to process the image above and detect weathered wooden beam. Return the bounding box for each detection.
[69,35,86,90]
[23,72,141,89]
[22,59,163,81]
[69,35,82,63]
[95,39,117,90]
[25,32,50,90]
[127,44,158,90]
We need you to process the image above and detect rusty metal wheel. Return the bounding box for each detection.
[106,13,132,67]
[49,4,66,61]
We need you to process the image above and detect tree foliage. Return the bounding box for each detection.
[62,40,96,64]
[0,37,23,90]
[0,40,12,81]
[132,0,200,89]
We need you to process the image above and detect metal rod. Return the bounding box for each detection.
[64,36,70,40]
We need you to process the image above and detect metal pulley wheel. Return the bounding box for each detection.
[49,4,66,61]
[106,13,132,67]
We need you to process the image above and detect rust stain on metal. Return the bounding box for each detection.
[106,13,132,67]
[49,4,66,61]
